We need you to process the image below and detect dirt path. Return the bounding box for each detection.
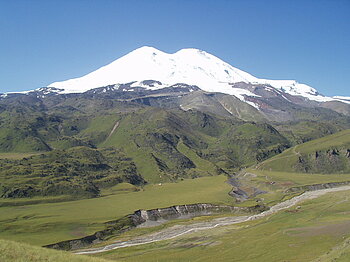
[292,145,301,157]
[75,185,350,255]
[254,153,290,169]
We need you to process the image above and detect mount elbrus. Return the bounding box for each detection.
[2,46,350,121]
[0,46,349,198]
[1,47,350,262]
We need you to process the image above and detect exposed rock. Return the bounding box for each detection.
[294,147,350,174]
[44,203,265,251]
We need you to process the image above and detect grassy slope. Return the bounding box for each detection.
[77,108,290,182]
[0,175,232,246]
[0,146,144,199]
[0,239,110,262]
[92,190,350,262]
[99,112,161,183]
[1,99,345,188]
[176,139,219,176]
[96,108,233,183]
[237,170,350,207]
[257,129,350,172]
[275,120,348,144]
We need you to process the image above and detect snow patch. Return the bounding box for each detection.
[334,96,350,100]
[332,96,350,104]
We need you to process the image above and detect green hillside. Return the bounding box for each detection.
[92,108,290,183]
[0,101,293,198]
[257,129,350,173]
[0,146,145,199]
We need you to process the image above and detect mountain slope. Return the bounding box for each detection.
[84,108,290,183]
[0,96,294,198]
[257,129,350,173]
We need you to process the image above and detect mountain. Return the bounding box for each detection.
[46,46,348,106]
[2,46,346,120]
[0,46,349,199]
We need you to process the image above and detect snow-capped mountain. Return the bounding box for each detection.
[47,46,347,107]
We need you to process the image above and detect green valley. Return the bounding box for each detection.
[0,175,232,245]
[0,79,349,262]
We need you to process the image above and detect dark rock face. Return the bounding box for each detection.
[294,148,350,174]
[44,203,265,251]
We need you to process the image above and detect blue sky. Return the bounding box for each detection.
[0,0,349,96]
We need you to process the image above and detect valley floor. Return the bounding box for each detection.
[2,168,350,261]
[89,187,350,262]
[0,175,232,246]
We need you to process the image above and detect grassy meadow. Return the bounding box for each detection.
[0,175,232,246]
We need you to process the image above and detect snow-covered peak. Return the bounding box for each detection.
[47,46,259,94]
[47,46,347,105]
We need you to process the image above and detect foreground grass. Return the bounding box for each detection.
[0,239,111,262]
[92,190,350,262]
[0,175,232,246]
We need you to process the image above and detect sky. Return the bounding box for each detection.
[0,0,349,96]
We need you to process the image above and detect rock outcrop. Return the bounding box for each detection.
[44,203,265,251]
